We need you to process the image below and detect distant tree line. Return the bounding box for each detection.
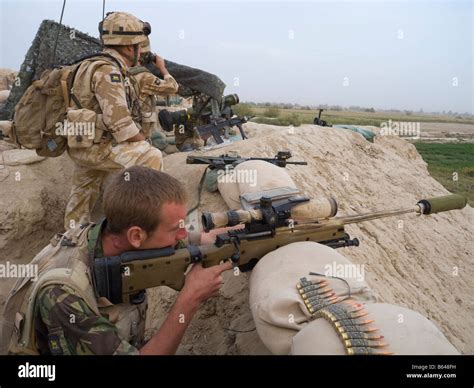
[237,101,473,118]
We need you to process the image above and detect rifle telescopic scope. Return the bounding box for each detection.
[202,196,338,232]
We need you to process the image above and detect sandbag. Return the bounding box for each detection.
[249,241,459,355]
[217,160,335,220]
[249,241,376,354]
[291,303,459,355]
[218,159,292,210]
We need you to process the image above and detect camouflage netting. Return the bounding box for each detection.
[0,20,226,120]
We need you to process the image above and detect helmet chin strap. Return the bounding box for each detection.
[133,44,139,67]
[119,44,140,67]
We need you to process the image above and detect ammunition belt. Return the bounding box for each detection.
[297,277,392,355]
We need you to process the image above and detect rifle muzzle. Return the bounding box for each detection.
[417,194,467,214]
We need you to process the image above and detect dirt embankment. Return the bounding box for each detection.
[0,123,472,353]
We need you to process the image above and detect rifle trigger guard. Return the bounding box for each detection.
[230,237,241,266]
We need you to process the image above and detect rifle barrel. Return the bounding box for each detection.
[337,194,467,225]
[286,161,308,165]
[337,206,418,225]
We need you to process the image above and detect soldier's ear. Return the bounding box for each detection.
[126,226,148,248]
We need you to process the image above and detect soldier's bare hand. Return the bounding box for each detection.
[127,132,146,142]
[154,54,168,74]
[181,262,233,305]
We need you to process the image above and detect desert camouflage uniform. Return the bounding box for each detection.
[64,48,164,230]
[174,125,205,152]
[131,67,178,138]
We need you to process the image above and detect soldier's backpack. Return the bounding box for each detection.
[10,53,122,157]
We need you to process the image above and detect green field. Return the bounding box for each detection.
[233,104,474,127]
[234,103,473,204]
[414,143,474,206]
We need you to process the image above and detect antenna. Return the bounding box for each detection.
[51,0,67,67]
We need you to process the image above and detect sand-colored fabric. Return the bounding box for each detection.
[291,303,459,355]
[218,160,297,210]
[249,241,376,354]
[250,240,459,355]
[236,160,297,196]
[1,149,45,166]
[217,160,326,219]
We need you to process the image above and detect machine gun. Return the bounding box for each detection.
[158,93,250,145]
[186,151,307,169]
[92,194,467,304]
[313,109,332,127]
[192,115,251,144]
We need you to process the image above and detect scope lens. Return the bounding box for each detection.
[201,213,215,232]
[158,109,189,132]
[223,94,239,107]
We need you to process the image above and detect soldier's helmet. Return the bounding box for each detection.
[99,12,151,46]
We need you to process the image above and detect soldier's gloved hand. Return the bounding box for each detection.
[181,261,232,304]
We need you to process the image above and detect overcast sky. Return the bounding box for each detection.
[0,0,472,113]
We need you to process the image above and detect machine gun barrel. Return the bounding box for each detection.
[193,116,251,144]
[186,150,307,168]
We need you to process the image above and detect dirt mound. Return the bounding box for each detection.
[0,149,74,304]
[158,123,473,354]
[0,123,472,354]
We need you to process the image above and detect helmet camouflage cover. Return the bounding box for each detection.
[99,12,150,46]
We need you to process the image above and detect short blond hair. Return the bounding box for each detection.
[103,166,187,234]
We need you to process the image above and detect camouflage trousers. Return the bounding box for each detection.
[64,140,163,230]
[174,129,204,151]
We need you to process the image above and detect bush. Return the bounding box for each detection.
[233,103,254,117]
[285,112,302,126]
[253,112,302,127]
[263,106,280,118]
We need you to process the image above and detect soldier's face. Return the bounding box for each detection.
[141,202,188,249]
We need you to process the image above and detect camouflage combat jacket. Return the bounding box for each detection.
[0,221,146,355]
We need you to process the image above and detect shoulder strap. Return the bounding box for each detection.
[128,66,150,76]
[67,53,125,109]
[67,51,124,70]
[87,220,104,259]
